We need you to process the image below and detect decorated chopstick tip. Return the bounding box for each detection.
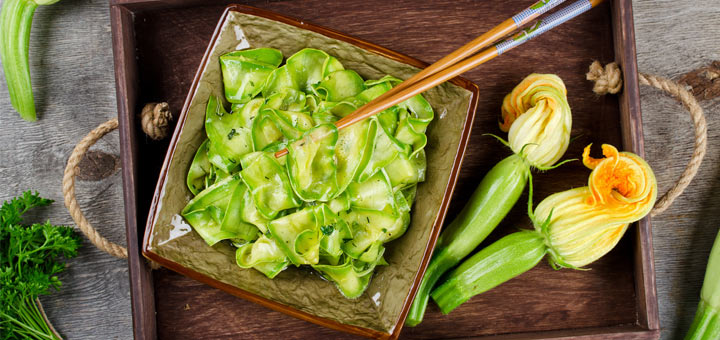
[500,73,572,168]
[534,143,657,268]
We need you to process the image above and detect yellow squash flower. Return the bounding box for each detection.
[500,74,572,168]
[534,144,657,268]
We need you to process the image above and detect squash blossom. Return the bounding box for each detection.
[430,143,657,315]
[535,144,657,268]
[500,74,572,168]
[407,73,572,326]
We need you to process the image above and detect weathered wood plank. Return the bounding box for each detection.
[633,1,720,339]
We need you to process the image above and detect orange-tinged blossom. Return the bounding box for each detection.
[534,144,657,268]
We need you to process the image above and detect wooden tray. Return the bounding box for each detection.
[111,0,658,339]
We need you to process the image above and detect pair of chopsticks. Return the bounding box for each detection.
[275,0,604,158]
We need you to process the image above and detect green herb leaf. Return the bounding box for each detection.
[321,225,335,236]
[1,191,81,340]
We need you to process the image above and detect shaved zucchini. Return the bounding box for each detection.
[240,153,301,219]
[183,48,435,298]
[187,139,212,195]
[236,234,289,278]
[287,124,339,201]
[182,176,242,246]
[269,207,320,265]
[220,48,282,103]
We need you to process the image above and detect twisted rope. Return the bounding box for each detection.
[587,61,707,216]
[63,118,128,259]
[63,103,172,269]
[587,61,623,94]
[141,102,173,140]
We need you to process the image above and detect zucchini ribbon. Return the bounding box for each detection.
[181,48,433,298]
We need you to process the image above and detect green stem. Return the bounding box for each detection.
[405,154,529,326]
[431,230,547,314]
[405,247,457,327]
[0,0,38,121]
[686,228,720,340]
[1,295,59,340]
[0,310,54,340]
[685,299,720,340]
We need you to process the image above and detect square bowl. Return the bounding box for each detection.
[141,5,479,339]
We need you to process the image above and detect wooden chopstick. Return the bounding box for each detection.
[275,0,603,158]
[335,0,569,123]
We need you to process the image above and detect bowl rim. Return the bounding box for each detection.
[141,4,480,339]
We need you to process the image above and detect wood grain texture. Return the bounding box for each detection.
[111,5,158,340]
[0,0,132,339]
[633,2,720,340]
[119,0,649,339]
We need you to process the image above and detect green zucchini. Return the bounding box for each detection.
[406,154,529,326]
[268,207,320,265]
[220,181,260,243]
[181,176,243,246]
[430,230,547,314]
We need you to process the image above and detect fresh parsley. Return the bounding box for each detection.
[0,191,81,340]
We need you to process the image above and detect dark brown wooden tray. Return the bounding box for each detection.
[111,0,658,339]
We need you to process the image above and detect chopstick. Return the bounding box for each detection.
[275,0,603,158]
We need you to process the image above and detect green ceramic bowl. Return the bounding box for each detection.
[143,5,479,339]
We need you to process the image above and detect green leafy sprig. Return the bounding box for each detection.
[0,191,81,340]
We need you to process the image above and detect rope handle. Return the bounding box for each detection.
[587,61,707,216]
[62,103,171,268]
[63,118,128,259]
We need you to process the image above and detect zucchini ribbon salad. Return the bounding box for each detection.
[182,48,432,298]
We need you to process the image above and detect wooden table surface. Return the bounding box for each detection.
[0,0,717,339]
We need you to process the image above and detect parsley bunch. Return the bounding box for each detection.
[0,191,81,340]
